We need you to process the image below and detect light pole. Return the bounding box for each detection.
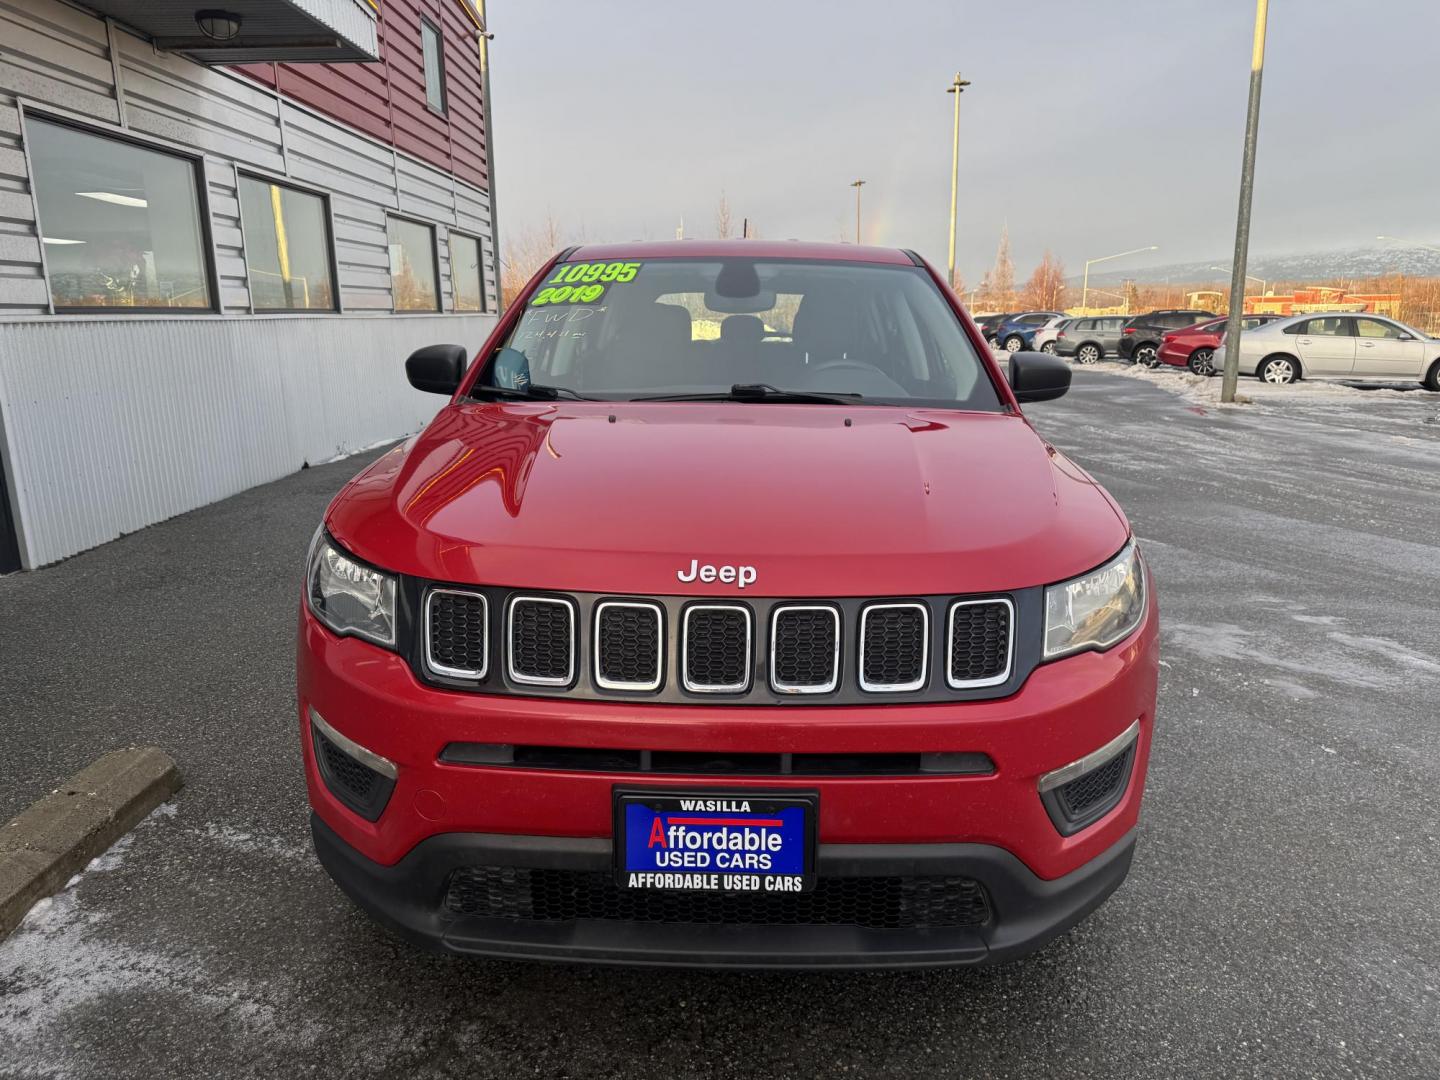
[1081,245,1158,312]
[946,72,971,292]
[850,179,866,244]
[1210,265,1266,295]
[1377,234,1440,255]
[1220,0,1270,404]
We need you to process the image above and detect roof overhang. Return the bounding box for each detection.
[84,0,380,64]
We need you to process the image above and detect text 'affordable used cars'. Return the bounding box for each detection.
[298,240,1160,969]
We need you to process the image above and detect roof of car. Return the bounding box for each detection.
[565,239,916,266]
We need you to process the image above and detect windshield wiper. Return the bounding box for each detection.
[634,383,863,405]
[470,383,595,402]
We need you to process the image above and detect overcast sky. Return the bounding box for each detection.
[487,0,1440,284]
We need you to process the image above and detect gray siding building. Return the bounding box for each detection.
[0,0,500,571]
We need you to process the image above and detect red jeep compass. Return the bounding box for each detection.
[298,240,1159,968]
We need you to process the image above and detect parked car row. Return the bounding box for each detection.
[976,304,1440,391]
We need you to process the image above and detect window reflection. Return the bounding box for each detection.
[387,217,439,311]
[239,176,336,311]
[451,233,485,312]
[27,117,212,310]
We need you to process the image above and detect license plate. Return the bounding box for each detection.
[614,790,817,893]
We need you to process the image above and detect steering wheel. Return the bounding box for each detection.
[807,359,884,378]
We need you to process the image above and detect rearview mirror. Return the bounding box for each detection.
[1008,351,1071,403]
[406,344,467,395]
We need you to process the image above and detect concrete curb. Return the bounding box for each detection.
[0,747,183,939]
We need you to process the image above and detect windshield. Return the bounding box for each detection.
[480,257,1002,410]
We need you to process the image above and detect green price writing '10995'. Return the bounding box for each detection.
[529,260,642,306]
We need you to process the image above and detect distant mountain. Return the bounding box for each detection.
[1073,246,1440,287]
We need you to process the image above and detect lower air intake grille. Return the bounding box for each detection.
[948,600,1012,686]
[312,727,394,822]
[509,597,574,685]
[595,602,662,690]
[860,604,927,691]
[771,606,840,693]
[426,589,488,677]
[444,868,991,929]
[1044,744,1136,836]
[683,606,751,692]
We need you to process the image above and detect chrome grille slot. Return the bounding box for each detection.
[507,596,576,686]
[682,605,752,692]
[770,605,840,694]
[425,588,488,678]
[947,599,1014,688]
[594,600,663,691]
[859,602,929,692]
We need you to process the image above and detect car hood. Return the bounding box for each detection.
[327,402,1130,596]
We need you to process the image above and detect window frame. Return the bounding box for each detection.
[234,168,342,315]
[20,103,221,316]
[447,229,488,314]
[385,213,443,314]
[420,17,447,115]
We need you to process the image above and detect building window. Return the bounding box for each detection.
[26,117,212,311]
[450,232,486,313]
[238,175,336,311]
[387,216,440,311]
[421,20,446,113]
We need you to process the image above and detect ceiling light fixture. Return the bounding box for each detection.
[195,10,243,41]
[42,237,87,245]
[75,191,149,208]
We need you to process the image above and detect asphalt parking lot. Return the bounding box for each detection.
[2,371,1438,1079]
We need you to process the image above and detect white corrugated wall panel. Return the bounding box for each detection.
[0,313,497,567]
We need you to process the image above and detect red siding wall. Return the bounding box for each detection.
[233,0,488,191]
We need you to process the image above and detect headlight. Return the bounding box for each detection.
[1043,541,1145,660]
[305,529,397,648]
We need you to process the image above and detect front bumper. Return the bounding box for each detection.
[1156,342,1191,367]
[298,587,1158,966]
[312,811,1138,969]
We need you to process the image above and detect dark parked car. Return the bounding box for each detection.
[1055,316,1128,363]
[973,312,1017,344]
[995,311,1066,353]
[1118,310,1218,365]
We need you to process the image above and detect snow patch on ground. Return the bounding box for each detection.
[1080,360,1427,409]
[194,823,312,862]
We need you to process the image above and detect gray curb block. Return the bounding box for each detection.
[0,747,183,939]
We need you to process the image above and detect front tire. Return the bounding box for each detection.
[1259,355,1299,385]
[1134,344,1159,367]
[1004,335,1024,353]
[1188,347,1216,376]
[1424,359,1440,392]
[1077,343,1101,364]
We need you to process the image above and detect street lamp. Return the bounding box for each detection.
[1376,234,1440,255]
[850,179,866,244]
[946,72,971,292]
[1210,265,1266,295]
[1081,245,1158,312]
[1219,0,1270,404]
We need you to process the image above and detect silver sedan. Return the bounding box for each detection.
[1219,312,1440,389]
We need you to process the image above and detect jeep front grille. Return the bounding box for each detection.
[425,588,489,678]
[859,602,928,692]
[682,605,752,693]
[947,599,1013,688]
[770,605,840,693]
[594,600,663,691]
[414,586,1033,703]
[507,596,576,686]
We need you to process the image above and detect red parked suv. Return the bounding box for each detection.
[1157,314,1284,374]
[298,240,1159,968]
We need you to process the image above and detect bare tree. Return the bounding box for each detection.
[715,192,733,240]
[501,213,563,308]
[974,270,995,312]
[990,224,1016,309]
[1020,250,1066,310]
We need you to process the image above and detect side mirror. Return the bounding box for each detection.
[1008,351,1071,403]
[405,344,467,395]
